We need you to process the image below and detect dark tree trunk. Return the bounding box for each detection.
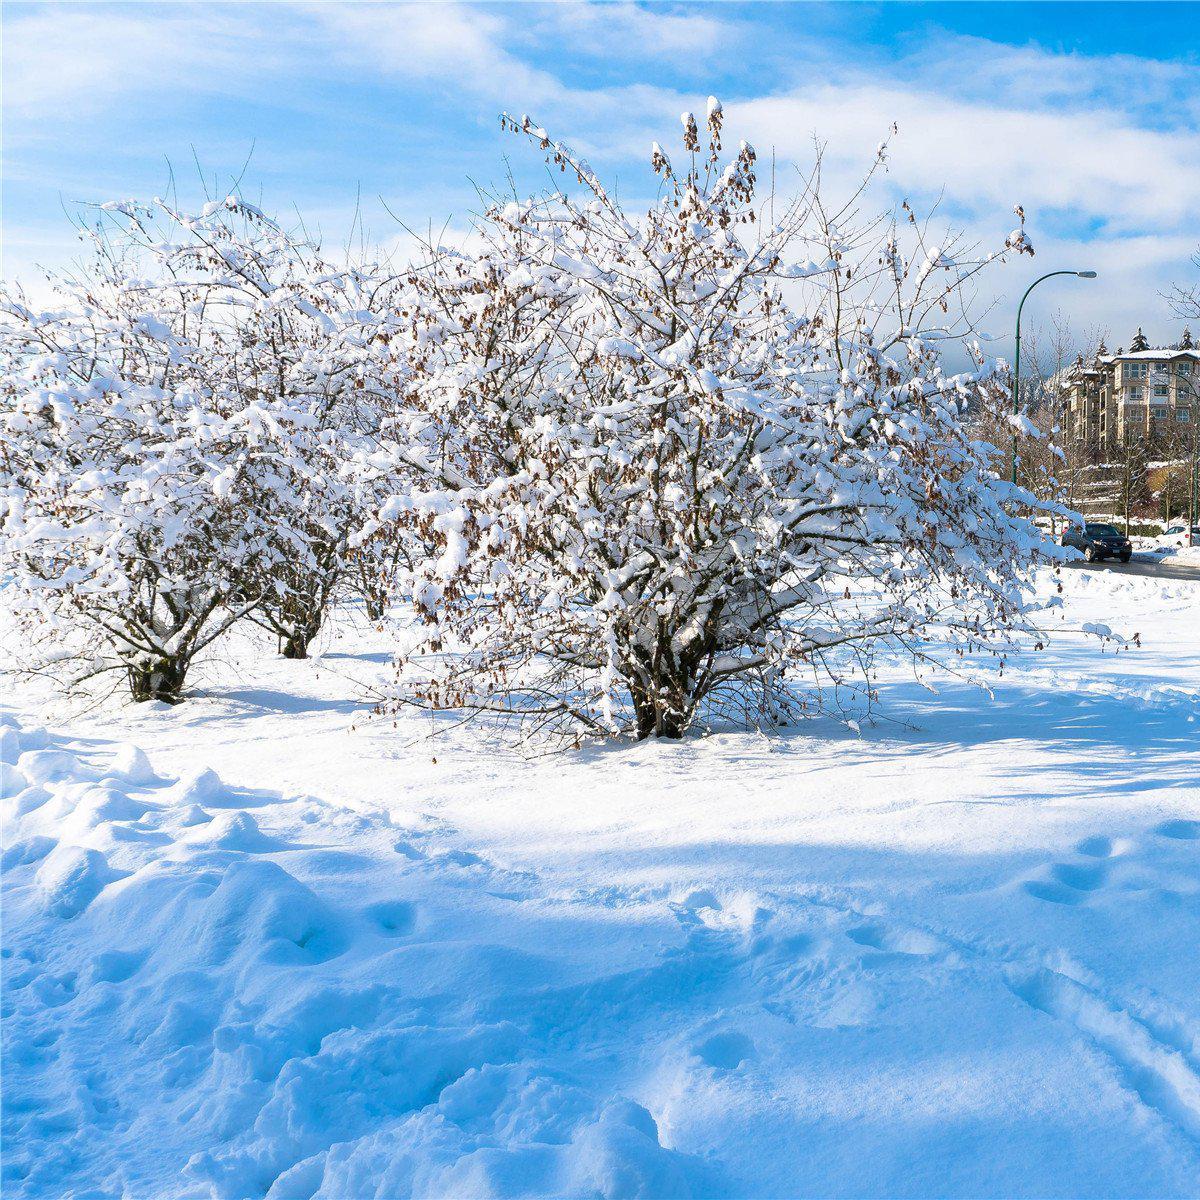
[276,594,327,660]
[631,683,658,739]
[361,591,387,623]
[350,552,389,622]
[628,674,693,740]
[127,656,189,704]
[281,615,322,660]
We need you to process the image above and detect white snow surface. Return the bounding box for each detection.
[3,567,1200,1199]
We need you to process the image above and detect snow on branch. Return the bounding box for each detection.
[365,101,1066,742]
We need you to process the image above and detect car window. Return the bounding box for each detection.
[1084,524,1120,536]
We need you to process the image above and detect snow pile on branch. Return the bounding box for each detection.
[0,199,390,699]
[369,102,1062,740]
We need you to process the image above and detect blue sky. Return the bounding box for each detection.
[4,2,1199,356]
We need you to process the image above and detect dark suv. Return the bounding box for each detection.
[1061,522,1133,563]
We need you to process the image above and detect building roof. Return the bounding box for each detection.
[1101,348,1200,363]
[1059,339,1200,390]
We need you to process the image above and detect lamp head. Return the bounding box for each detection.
[1076,271,1098,278]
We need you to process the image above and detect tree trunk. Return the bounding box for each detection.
[278,599,326,660]
[655,706,688,739]
[281,617,321,660]
[628,674,692,740]
[630,684,658,740]
[127,656,189,704]
[361,590,387,623]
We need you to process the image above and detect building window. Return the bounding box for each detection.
[1178,409,1193,422]
[1154,384,1169,397]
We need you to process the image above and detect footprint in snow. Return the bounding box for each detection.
[672,890,774,941]
[669,890,723,935]
[1076,834,1120,858]
[1007,966,1200,1146]
[1023,880,1087,906]
[1154,818,1200,841]
[846,921,945,958]
[421,847,539,901]
[31,972,78,1008]
[362,899,418,937]
[435,849,486,869]
[1024,855,1114,906]
[692,1030,756,1070]
[676,888,721,914]
[90,949,147,984]
[1049,862,1108,891]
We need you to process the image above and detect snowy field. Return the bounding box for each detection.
[3,565,1199,1199]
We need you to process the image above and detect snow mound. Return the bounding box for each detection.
[17,747,81,784]
[1,719,718,1198]
[106,743,160,785]
[35,844,123,918]
[172,766,230,805]
[293,1093,703,1200]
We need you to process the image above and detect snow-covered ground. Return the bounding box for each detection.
[3,567,1199,1199]
[1136,530,1200,562]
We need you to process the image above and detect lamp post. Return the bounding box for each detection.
[1190,421,1198,548]
[1193,419,1199,548]
[1011,270,1097,485]
[1174,375,1200,547]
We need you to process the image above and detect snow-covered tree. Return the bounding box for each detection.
[191,234,390,660]
[1168,248,1200,323]
[0,198,382,698]
[371,102,1061,741]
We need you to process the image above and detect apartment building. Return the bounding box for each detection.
[1061,329,1199,452]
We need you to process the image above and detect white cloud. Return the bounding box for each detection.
[1,3,287,117]
[3,2,1197,352]
[712,32,1199,352]
[529,2,730,61]
[301,2,566,108]
[733,83,1200,235]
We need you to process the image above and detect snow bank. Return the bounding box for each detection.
[1,715,712,1199]
[4,568,1200,1197]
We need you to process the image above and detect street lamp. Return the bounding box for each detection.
[1172,374,1200,547]
[1011,270,1098,485]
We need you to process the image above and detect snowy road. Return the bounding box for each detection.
[1064,555,1200,582]
[3,568,1200,1198]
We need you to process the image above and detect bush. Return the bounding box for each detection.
[369,102,1061,741]
[0,199,384,699]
